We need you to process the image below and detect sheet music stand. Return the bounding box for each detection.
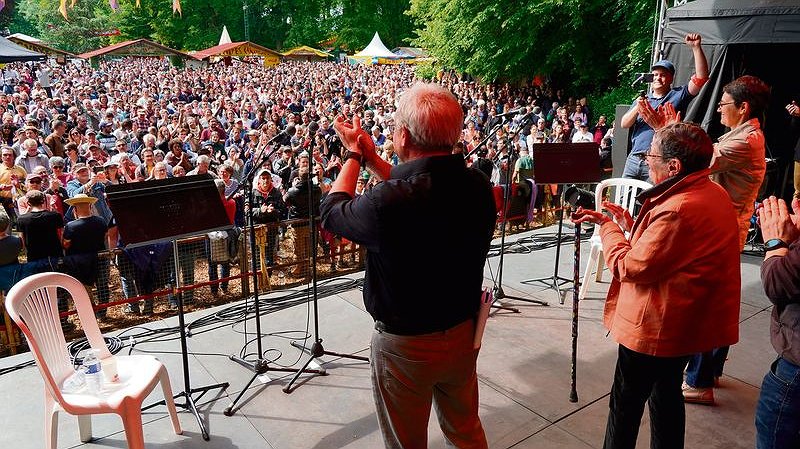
[522,143,601,298]
[106,174,231,441]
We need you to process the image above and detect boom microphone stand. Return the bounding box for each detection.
[492,144,548,310]
[224,135,323,417]
[283,170,369,394]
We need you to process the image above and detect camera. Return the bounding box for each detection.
[631,72,655,88]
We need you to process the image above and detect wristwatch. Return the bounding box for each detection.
[764,238,789,251]
[343,150,364,167]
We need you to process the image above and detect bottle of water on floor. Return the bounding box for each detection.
[82,349,104,394]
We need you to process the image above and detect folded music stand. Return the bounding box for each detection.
[106,174,231,441]
[522,143,601,299]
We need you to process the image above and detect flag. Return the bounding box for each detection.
[59,0,68,19]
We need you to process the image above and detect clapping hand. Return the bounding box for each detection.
[571,207,610,225]
[786,101,800,117]
[638,98,680,130]
[757,196,800,244]
[333,114,376,163]
[602,201,634,233]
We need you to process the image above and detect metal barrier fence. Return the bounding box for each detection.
[0,218,366,356]
[1,190,560,357]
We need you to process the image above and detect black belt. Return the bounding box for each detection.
[375,320,413,335]
[374,319,467,336]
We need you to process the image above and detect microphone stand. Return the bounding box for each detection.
[283,169,369,394]
[224,133,323,417]
[491,120,548,311]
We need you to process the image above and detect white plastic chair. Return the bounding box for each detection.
[5,272,182,449]
[579,178,652,299]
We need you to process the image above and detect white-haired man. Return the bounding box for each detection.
[321,83,495,448]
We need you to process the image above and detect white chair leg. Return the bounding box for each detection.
[120,405,146,449]
[44,392,59,449]
[580,244,601,300]
[77,415,92,443]
[158,366,183,435]
[594,250,605,282]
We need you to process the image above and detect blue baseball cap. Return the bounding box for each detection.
[651,60,675,76]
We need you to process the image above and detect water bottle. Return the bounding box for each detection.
[62,368,85,393]
[82,349,104,394]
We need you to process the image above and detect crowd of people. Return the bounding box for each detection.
[0,57,607,284]
[2,43,798,449]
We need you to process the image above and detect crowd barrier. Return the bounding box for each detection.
[1,198,561,357]
[0,218,366,356]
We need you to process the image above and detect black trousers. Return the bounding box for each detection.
[604,345,690,449]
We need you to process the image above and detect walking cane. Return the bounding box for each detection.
[570,209,580,403]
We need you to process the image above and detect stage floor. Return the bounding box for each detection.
[0,224,772,448]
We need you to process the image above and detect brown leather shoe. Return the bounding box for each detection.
[682,381,715,405]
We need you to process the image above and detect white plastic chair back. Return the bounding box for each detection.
[4,273,102,405]
[580,178,652,299]
[590,178,653,239]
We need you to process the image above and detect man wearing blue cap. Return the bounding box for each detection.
[621,33,709,180]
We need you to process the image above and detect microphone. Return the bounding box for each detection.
[497,107,525,118]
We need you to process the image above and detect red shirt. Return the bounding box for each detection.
[223,197,236,224]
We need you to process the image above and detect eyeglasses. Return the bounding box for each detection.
[717,101,735,108]
[52,166,64,170]
[28,179,42,184]
[637,151,667,161]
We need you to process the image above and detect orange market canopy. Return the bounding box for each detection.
[193,41,281,66]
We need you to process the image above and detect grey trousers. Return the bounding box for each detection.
[370,319,488,449]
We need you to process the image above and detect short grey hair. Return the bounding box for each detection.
[394,83,463,151]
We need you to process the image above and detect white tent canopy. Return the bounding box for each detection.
[219,26,232,46]
[353,32,398,58]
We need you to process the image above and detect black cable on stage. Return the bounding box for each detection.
[4,229,577,377]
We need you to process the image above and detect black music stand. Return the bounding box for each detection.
[107,175,231,441]
[521,143,601,300]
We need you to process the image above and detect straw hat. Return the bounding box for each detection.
[64,193,97,206]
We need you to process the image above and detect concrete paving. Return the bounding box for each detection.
[0,225,774,448]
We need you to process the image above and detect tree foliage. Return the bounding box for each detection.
[9,0,655,108]
[12,0,415,53]
[409,0,656,94]
[17,0,111,53]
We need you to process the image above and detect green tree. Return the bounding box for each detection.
[409,0,655,95]
[333,0,415,51]
[17,0,112,54]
